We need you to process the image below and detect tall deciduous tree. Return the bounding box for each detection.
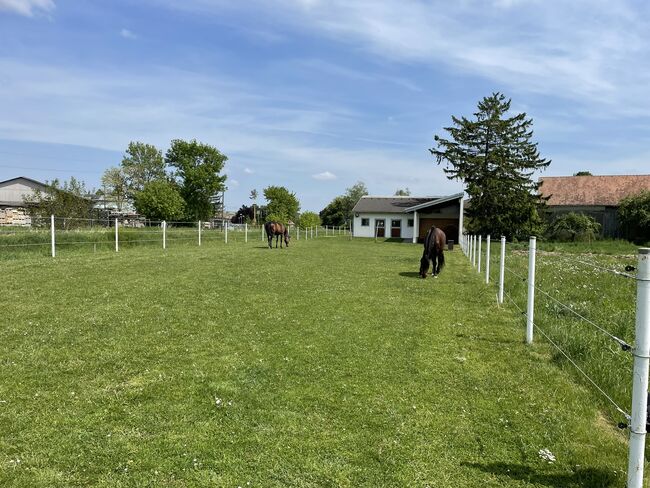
[101,167,129,212]
[121,142,166,197]
[134,180,185,222]
[319,181,369,226]
[299,211,320,228]
[394,188,411,196]
[263,186,300,224]
[430,93,550,239]
[166,139,228,221]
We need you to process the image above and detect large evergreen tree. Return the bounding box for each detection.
[430,93,550,239]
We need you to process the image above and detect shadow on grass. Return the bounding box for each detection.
[461,462,617,487]
[455,332,520,346]
[398,271,421,279]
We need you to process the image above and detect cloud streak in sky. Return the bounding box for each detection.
[0,0,54,17]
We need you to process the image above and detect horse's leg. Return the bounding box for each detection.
[276,234,279,248]
[432,251,438,276]
[267,233,272,249]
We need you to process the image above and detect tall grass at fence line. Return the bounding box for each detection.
[506,238,642,255]
[485,238,637,424]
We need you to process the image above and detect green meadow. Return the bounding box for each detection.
[0,237,637,486]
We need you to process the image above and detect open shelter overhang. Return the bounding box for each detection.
[402,192,464,213]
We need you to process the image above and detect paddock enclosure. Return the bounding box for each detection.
[0,237,635,486]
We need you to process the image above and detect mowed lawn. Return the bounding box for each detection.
[0,238,630,487]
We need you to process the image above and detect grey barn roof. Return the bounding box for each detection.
[352,194,462,214]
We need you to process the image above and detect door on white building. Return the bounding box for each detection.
[374,219,385,238]
[390,219,401,238]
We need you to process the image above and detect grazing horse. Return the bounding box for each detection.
[265,221,290,249]
[419,226,446,278]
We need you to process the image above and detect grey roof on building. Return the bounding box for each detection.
[0,176,48,188]
[352,194,462,214]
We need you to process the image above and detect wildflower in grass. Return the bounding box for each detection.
[538,448,556,463]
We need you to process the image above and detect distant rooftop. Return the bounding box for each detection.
[539,175,650,206]
[352,194,462,214]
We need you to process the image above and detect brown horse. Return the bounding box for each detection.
[419,226,446,278]
[265,221,290,249]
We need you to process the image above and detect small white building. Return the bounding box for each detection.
[351,193,464,243]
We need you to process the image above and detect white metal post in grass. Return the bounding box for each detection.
[485,235,490,284]
[472,235,476,266]
[478,236,482,273]
[245,223,248,243]
[305,227,307,240]
[115,218,119,252]
[628,248,650,488]
[261,225,264,241]
[297,226,299,240]
[499,236,505,304]
[163,221,166,249]
[316,226,318,238]
[311,227,313,239]
[198,221,202,246]
[225,221,228,244]
[50,214,55,258]
[526,236,537,344]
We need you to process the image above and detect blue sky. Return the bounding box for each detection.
[1,0,649,212]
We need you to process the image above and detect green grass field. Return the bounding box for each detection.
[0,237,635,487]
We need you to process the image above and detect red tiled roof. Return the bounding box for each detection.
[539,175,650,206]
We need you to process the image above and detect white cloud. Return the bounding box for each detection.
[312,171,336,181]
[243,167,254,174]
[120,28,137,39]
[229,178,240,187]
[154,0,650,113]
[0,0,54,16]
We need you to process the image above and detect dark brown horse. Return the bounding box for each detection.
[419,226,446,278]
[265,221,290,249]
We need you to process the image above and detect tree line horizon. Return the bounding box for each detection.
[24,93,649,242]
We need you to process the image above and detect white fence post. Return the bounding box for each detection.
[526,236,537,344]
[297,226,300,240]
[316,226,318,238]
[261,225,264,241]
[311,227,313,239]
[627,248,650,488]
[198,220,202,246]
[478,235,482,273]
[485,235,490,284]
[50,214,55,258]
[163,221,166,249]
[245,223,248,243]
[498,236,506,304]
[225,221,228,244]
[115,218,119,252]
[472,235,477,267]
